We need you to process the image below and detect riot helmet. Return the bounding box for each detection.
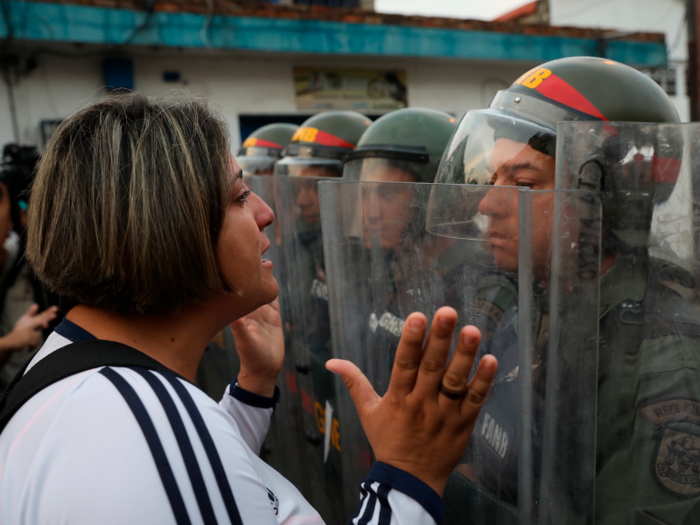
[342,108,457,250]
[275,111,371,178]
[237,123,298,175]
[344,108,457,184]
[429,57,681,251]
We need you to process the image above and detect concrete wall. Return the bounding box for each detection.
[0,48,528,149]
[550,0,689,120]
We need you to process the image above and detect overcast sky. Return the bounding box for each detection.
[374,0,530,21]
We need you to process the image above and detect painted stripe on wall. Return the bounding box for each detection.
[0,1,667,66]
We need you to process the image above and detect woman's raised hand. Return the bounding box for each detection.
[326,306,497,496]
[230,298,285,397]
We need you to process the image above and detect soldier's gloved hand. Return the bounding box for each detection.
[327,306,497,496]
[230,297,284,397]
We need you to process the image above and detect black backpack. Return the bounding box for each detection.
[0,339,184,433]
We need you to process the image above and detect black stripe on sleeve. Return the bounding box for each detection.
[99,367,192,525]
[351,483,369,525]
[376,484,392,525]
[131,367,218,525]
[158,371,244,525]
[358,482,378,525]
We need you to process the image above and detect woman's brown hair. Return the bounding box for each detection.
[27,92,237,315]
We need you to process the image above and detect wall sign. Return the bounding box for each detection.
[294,68,407,111]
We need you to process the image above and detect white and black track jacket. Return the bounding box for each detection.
[0,320,444,525]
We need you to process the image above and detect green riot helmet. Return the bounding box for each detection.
[274,111,371,178]
[237,123,299,175]
[429,56,681,244]
[343,108,457,184]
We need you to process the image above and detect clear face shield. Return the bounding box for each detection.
[237,146,284,176]
[272,145,349,524]
[343,152,431,251]
[274,145,346,229]
[427,105,563,281]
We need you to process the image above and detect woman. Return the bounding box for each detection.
[0,93,496,525]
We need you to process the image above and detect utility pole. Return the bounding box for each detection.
[688,0,700,121]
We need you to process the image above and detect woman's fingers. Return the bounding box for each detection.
[23,304,40,318]
[413,307,458,398]
[461,355,498,416]
[327,358,380,416]
[385,313,427,397]
[437,325,482,408]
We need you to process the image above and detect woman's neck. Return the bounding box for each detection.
[66,301,230,382]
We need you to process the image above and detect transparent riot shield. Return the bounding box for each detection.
[557,122,700,525]
[240,174,309,495]
[196,175,282,401]
[320,180,602,524]
[274,174,345,525]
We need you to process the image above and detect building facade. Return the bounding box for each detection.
[0,0,669,148]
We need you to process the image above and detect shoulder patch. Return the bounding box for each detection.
[639,398,700,429]
[653,427,700,496]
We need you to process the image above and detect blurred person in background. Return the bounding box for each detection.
[0,144,58,388]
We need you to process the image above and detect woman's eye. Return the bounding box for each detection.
[237,190,251,204]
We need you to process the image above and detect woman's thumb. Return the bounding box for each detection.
[326,359,378,415]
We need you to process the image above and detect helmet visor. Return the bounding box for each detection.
[427,109,558,240]
[436,109,557,185]
[237,155,278,176]
[274,156,344,178]
[343,158,427,184]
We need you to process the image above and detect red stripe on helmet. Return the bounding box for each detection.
[653,156,681,184]
[536,74,607,121]
[252,138,283,149]
[314,129,356,148]
[294,127,356,149]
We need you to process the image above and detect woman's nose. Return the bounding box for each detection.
[253,192,274,229]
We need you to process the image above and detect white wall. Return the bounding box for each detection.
[0,47,529,149]
[550,0,689,120]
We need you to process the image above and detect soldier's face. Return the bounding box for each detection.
[361,165,417,250]
[293,165,341,225]
[477,138,556,278]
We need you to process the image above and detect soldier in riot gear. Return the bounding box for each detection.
[237,123,299,176]
[432,56,700,524]
[341,108,458,387]
[273,110,370,524]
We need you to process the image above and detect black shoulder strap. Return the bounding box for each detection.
[0,340,186,434]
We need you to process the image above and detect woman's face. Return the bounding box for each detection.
[218,157,279,312]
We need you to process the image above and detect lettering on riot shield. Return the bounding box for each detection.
[653,428,700,496]
[481,413,509,459]
[310,278,329,301]
[369,312,404,338]
[314,401,341,452]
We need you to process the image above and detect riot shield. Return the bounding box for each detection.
[274,174,345,525]
[320,180,602,524]
[557,122,700,525]
[240,175,309,495]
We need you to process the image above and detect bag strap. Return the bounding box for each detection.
[0,339,186,434]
